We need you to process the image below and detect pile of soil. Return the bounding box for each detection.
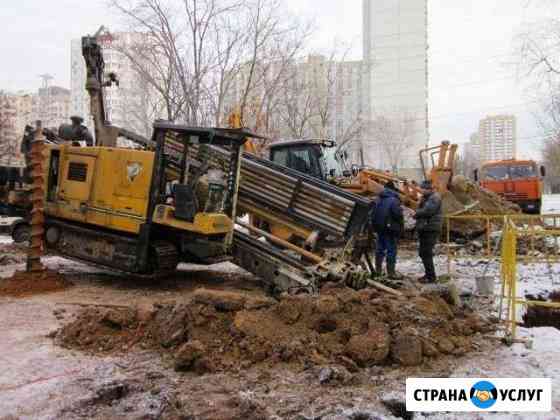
[450,175,520,215]
[56,285,494,373]
[523,290,560,330]
[0,270,72,297]
[442,176,521,238]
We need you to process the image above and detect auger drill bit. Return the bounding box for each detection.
[26,122,46,272]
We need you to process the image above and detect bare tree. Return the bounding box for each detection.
[234,0,314,125]
[369,109,416,173]
[108,0,313,131]
[542,135,560,182]
[514,13,560,191]
[114,72,164,138]
[516,17,560,143]
[275,60,316,138]
[271,45,365,152]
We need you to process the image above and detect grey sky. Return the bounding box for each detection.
[1,0,557,159]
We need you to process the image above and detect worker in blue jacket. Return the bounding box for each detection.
[370,181,404,279]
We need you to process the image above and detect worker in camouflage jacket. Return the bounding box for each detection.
[414,180,443,283]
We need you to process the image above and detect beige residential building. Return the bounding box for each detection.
[0,86,70,166]
[0,93,18,165]
[0,91,35,165]
[478,115,517,162]
[32,86,71,131]
[14,93,33,138]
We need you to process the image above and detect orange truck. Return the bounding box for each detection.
[475,159,546,214]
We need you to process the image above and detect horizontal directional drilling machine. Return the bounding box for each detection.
[3,28,378,294]
[41,124,251,275]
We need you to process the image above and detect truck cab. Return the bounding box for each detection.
[476,159,545,214]
[266,139,346,181]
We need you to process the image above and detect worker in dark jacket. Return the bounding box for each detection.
[414,180,443,283]
[371,181,404,279]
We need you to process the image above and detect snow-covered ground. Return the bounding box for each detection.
[542,194,560,214]
[411,327,560,420]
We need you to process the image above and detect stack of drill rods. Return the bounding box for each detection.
[27,123,46,272]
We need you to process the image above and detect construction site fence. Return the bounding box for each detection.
[444,213,560,340]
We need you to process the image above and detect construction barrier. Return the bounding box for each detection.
[444,214,505,277]
[445,214,560,340]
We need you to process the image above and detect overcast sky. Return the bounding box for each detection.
[1,0,558,159]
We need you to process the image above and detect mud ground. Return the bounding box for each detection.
[0,238,550,420]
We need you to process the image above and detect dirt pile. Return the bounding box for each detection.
[442,175,521,238]
[523,290,560,330]
[450,175,520,215]
[56,285,494,373]
[0,270,72,297]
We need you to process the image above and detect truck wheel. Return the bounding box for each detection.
[12,222,30,243]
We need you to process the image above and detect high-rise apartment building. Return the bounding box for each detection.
[362,0,428,173]
[478,115,517,161]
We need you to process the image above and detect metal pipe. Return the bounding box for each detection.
[236,219,323,264]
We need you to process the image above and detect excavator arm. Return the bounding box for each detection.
[419,140,458,192]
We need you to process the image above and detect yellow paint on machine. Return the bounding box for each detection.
[152,205,232,235]
[45,144,154,233]
[43,144,234,236]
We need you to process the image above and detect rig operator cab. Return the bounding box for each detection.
[475,159,546,214]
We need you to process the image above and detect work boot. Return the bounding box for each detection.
[374,256,384,277]
[420,256,437,283]
[387,260,404,280]
[418,275,435,284]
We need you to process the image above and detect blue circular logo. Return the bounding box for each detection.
[470,381,498,409]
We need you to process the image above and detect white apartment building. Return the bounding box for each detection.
[363,0,428,173]
[333,60,368,165]
[71,32,153,139]
[223,55,366,161]
[478,115,517,162]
